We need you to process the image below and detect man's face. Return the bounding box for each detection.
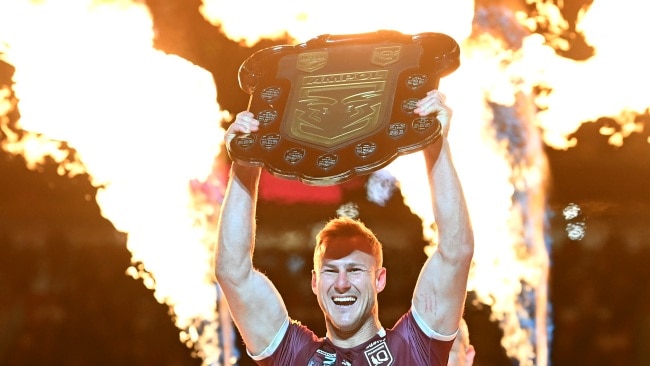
[311,236,386,334]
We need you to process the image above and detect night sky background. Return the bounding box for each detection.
[2,0,650,365]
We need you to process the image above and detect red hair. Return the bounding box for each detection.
[313,216,383,269]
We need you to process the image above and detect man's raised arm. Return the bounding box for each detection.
[214,111,289,356]
[412,90,475,337]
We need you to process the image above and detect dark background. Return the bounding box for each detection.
[2,0,650,365]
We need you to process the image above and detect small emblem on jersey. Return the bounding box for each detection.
[308,348,336,366]
[364,339,394,366]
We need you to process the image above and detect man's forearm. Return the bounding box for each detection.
[425,138,473,258]
[215,164,262,282]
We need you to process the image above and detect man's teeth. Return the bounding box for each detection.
[333,296,356,305]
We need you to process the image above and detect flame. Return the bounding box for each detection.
[520,1,650,148]
[1,0,229,364]
[199,0,475,46]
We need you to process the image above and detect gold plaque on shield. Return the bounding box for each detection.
[229,30,460,186]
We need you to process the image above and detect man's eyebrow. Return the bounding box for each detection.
[322,262,368,269]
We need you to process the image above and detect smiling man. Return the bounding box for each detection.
[214,90,474,365]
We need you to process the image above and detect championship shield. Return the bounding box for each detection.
[228,30,460,186]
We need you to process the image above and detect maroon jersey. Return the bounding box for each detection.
[252,310,454,366]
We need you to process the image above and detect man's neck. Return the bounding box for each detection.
[326,319,383,349]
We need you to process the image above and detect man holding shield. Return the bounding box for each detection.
[214,89,474,365]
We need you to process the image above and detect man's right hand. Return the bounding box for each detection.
[225,111,260,146]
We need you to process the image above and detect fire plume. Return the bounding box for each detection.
[1,0,228,363]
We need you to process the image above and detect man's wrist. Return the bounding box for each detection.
[230,163,261,183]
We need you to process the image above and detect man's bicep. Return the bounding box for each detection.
[220,269,289,357]
[412,253,467,335]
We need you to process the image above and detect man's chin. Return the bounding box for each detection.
[328,316,363,334]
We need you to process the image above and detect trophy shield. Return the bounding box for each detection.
[228,30,460,186]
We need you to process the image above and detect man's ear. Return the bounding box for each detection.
[311,270,318,295]
[376,267,387,293]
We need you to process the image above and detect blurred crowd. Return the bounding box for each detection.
[551,231,650,366]
[0,234,201,366]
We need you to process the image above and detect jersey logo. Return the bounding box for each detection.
[308,347,336,366]
[364,339,394,366]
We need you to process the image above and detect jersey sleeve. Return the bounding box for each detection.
[389,309,456,366]
[410,304,458,341]
[252,319,321,366]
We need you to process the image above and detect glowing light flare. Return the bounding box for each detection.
[562,203,581,220]
[199,0,474,45]
[0,1,227,364]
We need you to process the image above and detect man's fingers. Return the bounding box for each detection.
[413,90,451,135]
[226,111,259,145]
[414,91,449,116]
[233,111,259,133]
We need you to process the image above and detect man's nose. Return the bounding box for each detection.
[334,271,352,290]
